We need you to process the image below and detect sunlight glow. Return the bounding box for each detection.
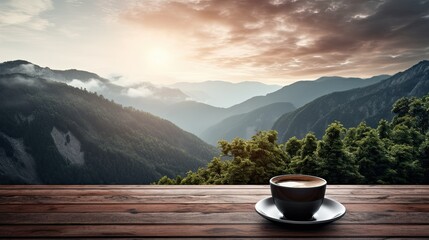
[147,47,171,67]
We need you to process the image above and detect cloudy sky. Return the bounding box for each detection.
[1,0,428,85]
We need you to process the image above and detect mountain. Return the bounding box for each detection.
[159,76,388,139]
[1,60,190,104]
[201,102,296,145]
[0,61,228,137]
[2,61,270,137]
[0,72,217,184]
[228,75,390,113]
[181,75,387,142]
[161,101,225,136]
[273,60,429,142]
[171,80,282,108]
[0,60,109,83]
[1,60,391,147]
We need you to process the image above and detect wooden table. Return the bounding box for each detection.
[0,185,428,238]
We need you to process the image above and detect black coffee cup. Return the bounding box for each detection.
[270,174,327,220]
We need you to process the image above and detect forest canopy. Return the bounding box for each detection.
[158,95,429,184]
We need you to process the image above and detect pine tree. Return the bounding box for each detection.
[377,119,391,139]
[290,133,320,175]
[355,129,392,183]
[285,136,302,158]
[317,121,362,183]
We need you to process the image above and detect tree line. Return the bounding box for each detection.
[158,95,429,184]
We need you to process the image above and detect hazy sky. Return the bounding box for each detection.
[1,0,429,85]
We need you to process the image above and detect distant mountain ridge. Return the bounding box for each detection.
[273,60,429,141]
[228,75,390,112]
[161,75,390,139]
[0,71,216,184]
[201,102,296,145]
[0,60,395,148]
[187,75,387,143]
[171,80,282,108]
[0,60,108,83]
[0,60,190,104]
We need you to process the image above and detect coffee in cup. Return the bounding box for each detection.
[270,174,326,220]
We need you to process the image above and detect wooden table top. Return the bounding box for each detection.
[0,185,428,238]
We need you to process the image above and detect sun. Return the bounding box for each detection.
[146,47,171,67]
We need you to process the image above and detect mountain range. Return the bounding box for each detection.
[0,67,216,184]
[228,75,390,111]
[0,61,283,138]
[0,60,394,145]
[171,81,282,108]
[201,102,296,145]
[158,75,390,140]
[1,58,428,184]
[0,59,190,107]
[274,60,429,141]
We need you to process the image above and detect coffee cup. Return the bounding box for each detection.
[270,174,327,220]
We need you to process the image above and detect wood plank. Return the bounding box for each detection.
[0,194,428,204]
[0,212,428,225]
[0,185,427,189]
[0,238,403,240]
[0,185,270,189]
[0,238,402,240]
[1,188,428,196]
[0,203,255,213]
[1,203,428,213]
[0,224,428,237]
[10,237,427,240]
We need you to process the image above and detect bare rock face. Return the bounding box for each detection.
[0,132,41,184]
[50,127,85,166]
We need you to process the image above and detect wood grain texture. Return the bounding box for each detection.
[0,224,429,237]
[1,188,428,195]
[0,211,428,224]
[0,194,427,204]
[0,185,428,238]
[1,203,428,213]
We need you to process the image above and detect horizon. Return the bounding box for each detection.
[1,0,428,85]
[0,58,400,88]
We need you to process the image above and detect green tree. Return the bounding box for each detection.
[224,157,255,184]
[157,175,175,185]
[205,157,227,184]
[290,133,320,175]
[157,94,429,185]
[300,132,318,159]
[377,119,391,140]
[355,129,392,183]
[392,97,412,126]
[389,144,424,183]
[240,131,288,183]
[409,96,429,133]
[180,170,206,185]
[391,124,424,146]
[344,122,372,153]
[317,121,362,183]
[285,136,302,158]
[418,136,429,183]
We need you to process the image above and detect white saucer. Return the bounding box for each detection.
[255,197,346,225]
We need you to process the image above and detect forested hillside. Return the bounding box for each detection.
[229,75,388,111]
[158,95,429,185]
[202,102,296,145]
[274,60,429,141]
[0,73,217,184]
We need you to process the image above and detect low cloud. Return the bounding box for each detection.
[123,86,154,98]
[10,63,36,75]
[123,0,429,79]
[69,79,106,92]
